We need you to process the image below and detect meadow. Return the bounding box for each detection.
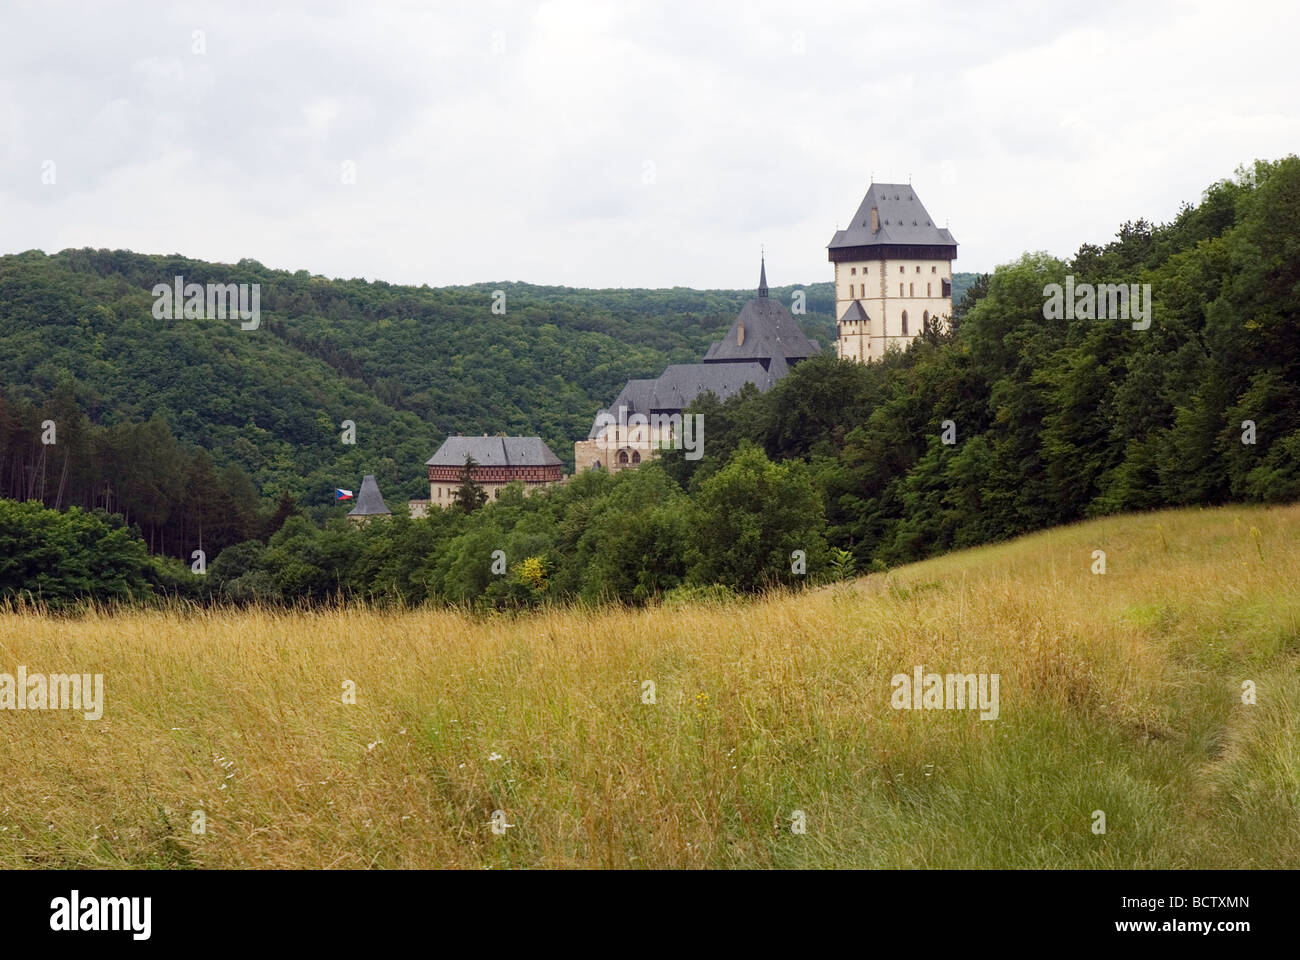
[0,502,1296,869]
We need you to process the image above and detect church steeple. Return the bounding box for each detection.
[758,254,768,298]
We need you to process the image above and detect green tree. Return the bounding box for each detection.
[452,456,489,514]
[0,499,153,608]
[686,443,827,591]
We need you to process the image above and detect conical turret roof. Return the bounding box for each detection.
[347,474,391,516]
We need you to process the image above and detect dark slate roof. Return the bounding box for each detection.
[588,363,774,435]
[347,474,391,516]
[427,436,562,468]
[702,297,820,364]
[828,182,956,251]
[609,379,657,416]
[653,362,776,407]
[585,260,815,440]
[839,300,871,323]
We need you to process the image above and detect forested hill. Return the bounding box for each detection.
[0,250,978,556]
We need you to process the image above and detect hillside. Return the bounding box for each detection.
[0,245,978,557]
[1,502,1295,868]
[2,251,982,503]
[0,248,979,496]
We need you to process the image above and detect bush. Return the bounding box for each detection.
[0,499,153,608]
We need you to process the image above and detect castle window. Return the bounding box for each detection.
[909,283,914,296]
[851,267,856,276]
[923,310,930,332]
[899,266,904,274]
[899,284,904,296]
[927,283,932,296]
[916,266,921,273]
[618,451,629,464]
[932,266,937,273]
[902,310,909,335]
[860,283,865,297]
[632,451,641,464]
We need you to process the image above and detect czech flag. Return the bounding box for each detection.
[335,488,354,501]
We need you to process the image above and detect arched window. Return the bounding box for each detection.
[631,451,641,464]
[922,310,929,333]
[618,451,629,464]
[593,460,601,470]
[901,310,909,336]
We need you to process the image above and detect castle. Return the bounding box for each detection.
[573,179,957,469]
[408,435,564,515]
[358,180,956,501]
[829,182,957,362]
[574,259,820,472]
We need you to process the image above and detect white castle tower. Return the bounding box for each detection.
[827,182,957,362]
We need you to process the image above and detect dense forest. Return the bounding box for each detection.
[2,157,1295,609]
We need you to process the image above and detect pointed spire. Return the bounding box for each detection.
[758,252,768,298]
[348,474,391,517]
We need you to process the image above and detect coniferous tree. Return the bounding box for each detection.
[452,456,488,514]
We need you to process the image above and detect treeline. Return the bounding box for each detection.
[191,448,830,607]
[0,499,157,607]
[0,443,834,608]
[0,384,288,558]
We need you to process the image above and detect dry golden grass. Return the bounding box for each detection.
[0,502,1296,868]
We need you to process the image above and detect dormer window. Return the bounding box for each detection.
[871,207,879,232]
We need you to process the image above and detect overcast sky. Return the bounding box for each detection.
[1,0,1296,290]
